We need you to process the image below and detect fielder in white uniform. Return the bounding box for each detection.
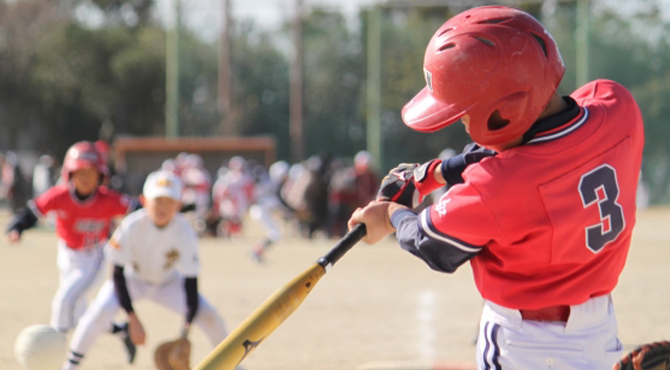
[249,160,291,262]
[62,170,228,369]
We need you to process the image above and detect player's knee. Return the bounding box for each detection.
[96,304,118,319]
[51,293,72,313]
[78,305,116,331]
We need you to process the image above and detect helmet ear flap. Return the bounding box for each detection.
[489,92,529,131]
[487,110,510,131]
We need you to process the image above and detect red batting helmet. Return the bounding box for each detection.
[94,140,110,162]
[61,141,109,182]
[402,6,565,146]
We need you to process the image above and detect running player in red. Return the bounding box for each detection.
[349,6,644,369]
[6,141,138,361]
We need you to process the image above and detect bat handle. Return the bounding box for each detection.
[317,223,367,269]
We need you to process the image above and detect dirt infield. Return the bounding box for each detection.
[1,207,669,370]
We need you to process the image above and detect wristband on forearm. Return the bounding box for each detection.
[440,146,497,186]
[413,159,444,197]
[440,155,469,186]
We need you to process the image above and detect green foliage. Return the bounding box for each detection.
[29,24,167,154]
[370,7,470,170]
[544,1,670,202]
[177,28,219,137]
[227,20,290,157]
[109,28,166,135]
[2,0,670,202]
[300,10,366,160]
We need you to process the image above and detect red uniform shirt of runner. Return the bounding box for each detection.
[30,184,132,250]
[427,80,644,309]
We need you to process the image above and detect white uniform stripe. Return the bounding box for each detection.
[482,321,502,370]
[419,211,482,253]
[27,200,44,218]
[482,322,491,370]
[527,107,589,144]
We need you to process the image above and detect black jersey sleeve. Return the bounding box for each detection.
[113,265,135,314]
[184,277,199,324]
[440,143,496,186]
[6,206,38,235]
[391,209,481,273]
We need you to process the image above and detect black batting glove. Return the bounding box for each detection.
[376,163,421,208]
[377,159,444,208]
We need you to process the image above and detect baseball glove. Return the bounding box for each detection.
[615,341,670,370]
[154,337,191,370]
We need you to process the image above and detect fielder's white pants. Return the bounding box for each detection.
[250,202,281,242]
[477,295,622,370]
[68,273,228,356]
[51,242,106,332]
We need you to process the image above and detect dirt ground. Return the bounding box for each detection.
[1,207,669,370]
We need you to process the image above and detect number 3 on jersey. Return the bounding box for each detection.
[578,164,625,253]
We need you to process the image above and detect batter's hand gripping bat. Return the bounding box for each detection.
[193,223,367,370]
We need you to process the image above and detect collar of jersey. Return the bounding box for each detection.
[68,185,99,205]
[522,97,588,145]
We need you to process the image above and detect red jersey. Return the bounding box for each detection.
[29,184,133,250]
[426,80,644,309]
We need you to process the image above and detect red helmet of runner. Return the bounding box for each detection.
[61,141,109,182]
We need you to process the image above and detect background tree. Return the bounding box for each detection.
[226,20,291,158]
[545,0,670,203]
[301,10,367,160]
[1,0,670,202]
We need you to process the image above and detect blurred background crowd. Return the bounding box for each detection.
[1,0,669,207]
[0,140,393,246]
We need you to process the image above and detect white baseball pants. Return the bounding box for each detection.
[477,295,622,369]
[68,273,228,356]
[250,203,281,242]
[51,242,106,332]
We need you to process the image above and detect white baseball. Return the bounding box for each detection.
[14,324,67,370]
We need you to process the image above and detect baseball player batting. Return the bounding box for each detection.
[349,6,644,370]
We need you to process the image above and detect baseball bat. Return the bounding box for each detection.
[193,223,367,370]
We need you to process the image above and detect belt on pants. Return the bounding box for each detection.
[519,305,570,322]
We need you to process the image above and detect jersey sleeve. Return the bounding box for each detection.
[106,218,133,266]
[29,187,60,216]
[103,188,135,216]
[424,184,507,252]
[392,208,482,273]
[177,221,201,277]
[391,183,506,273]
